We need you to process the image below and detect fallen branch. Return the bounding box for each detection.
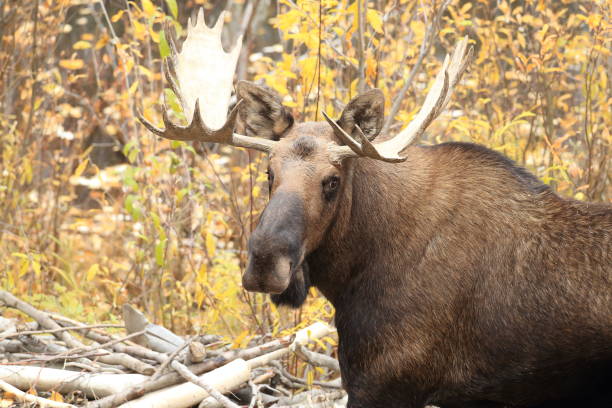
[119,359,250,408]
[0,324,124,341]
[0,365,147,398]
[170,360,240,408]
[1,292,341,408]
[0,291,154,375]
[292,343,340,372]
[90,323,333,408]
[87,334,294,408]
[0,378,77,408]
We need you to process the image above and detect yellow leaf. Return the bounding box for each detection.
[111,10,124,22]
[50,391,64,402]
[128,80,139,95]
[206,233,216,258]
[73,40,91,50]
[32,260,41,278]
[133,19,147,41]
[95,33,109,49]
[59,59,84,70]
[367,9,383,34]
[74,158,89,177]
[141,0,156,18]
[231,330,249,349]
[87,264,100,281]
[197,263,207,284]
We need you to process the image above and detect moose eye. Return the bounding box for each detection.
[322,176,340,201]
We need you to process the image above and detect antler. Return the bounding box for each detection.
[137,9,276,153]
[325,37,472,164]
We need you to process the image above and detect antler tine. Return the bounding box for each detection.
[137,8,276,154]
[327,37,471,164]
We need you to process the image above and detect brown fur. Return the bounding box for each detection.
[238,82,612,408]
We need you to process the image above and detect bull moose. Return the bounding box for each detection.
[139,10,612,408]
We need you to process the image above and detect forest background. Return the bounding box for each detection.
[0,0,610,349]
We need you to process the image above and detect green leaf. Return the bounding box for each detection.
[125,194,142,221]
[155,239,167,267]
[159,30,170,58]
[164,89,184,119]
[165,0,178,19]
[123,166,139,191]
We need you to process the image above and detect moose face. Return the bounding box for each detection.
[242,123,346,305]
[137,11,469,308]
[237,82,386,307]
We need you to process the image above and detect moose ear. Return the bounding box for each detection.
[337,89,385,141]
[236,81,294,141]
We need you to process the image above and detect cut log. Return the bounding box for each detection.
[119,359,250,408]
[0,365,147,398]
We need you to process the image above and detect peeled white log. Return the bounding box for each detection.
[119,359,250,408]
[0,378,77,408]
[0,366,147,398]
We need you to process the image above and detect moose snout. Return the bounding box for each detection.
[243,192,305,294]
[243,255,293,294]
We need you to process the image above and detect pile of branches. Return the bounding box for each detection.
[0,291,345,408]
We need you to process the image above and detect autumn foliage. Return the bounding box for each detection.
[1,0,610,346]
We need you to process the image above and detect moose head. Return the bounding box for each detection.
[139,9,471,308]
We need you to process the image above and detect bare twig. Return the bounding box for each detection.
[170,360,240,408]
[382,0,451,135]
[87,337,291,408]
[0,291,154,375]
[270,362,342,390]
[151,335,195,380]
[357,0,366,93]
[0,324,125,341]
[292,343,340,372]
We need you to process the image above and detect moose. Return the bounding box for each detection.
[140,10,612,408]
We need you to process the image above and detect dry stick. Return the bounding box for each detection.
[292,343,340,372]
[150,335,195,380]
[13,332,102,369]
[64,362,125,374]
[0,365,148,398]
[87,338,292,408]
[381,0,451,135]
[0,291,154,375]
[3,351,110,366]
[92,323,332,408]
[270,361,342,390]
[356,0,366,94]
[67,331,146,356]
[0,324,125,341]
[275,389,347,408]
[51,315,164,363]
[0,291,81,349]
[170,360,239,408]
[0,378,76,408]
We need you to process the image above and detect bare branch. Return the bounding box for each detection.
[357,0,366,93]
[382,0,452,135]
[0,378,76,408]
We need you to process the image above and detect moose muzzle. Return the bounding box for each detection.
[243,192,305,294]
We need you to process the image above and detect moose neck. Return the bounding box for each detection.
[306,145,433,307]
